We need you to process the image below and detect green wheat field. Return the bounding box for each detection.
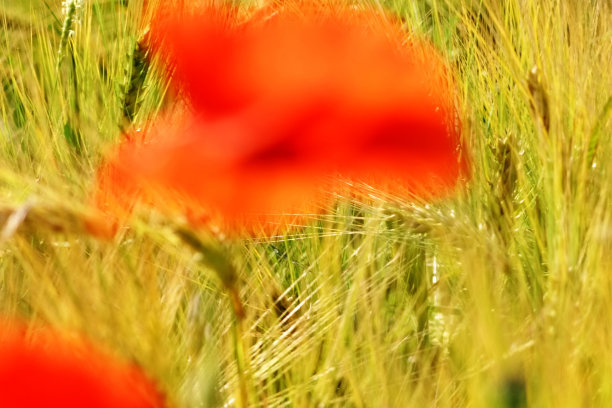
[1,0,611,406]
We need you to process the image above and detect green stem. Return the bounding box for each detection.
[175,228,252,405]
[233,309,249,408]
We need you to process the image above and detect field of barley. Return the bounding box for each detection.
[0,0,611,407]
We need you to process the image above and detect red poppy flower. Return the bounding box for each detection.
[0,321,167,408]
[92,1,465,236]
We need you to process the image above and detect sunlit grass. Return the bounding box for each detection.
[1,0,611,407]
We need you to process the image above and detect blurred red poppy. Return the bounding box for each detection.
[0,321,166,408]
[92,1,465,236]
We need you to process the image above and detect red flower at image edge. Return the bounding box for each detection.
[0,322,166,408]
[92,2,466,236]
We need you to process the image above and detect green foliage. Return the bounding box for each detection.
[0,0,611,407]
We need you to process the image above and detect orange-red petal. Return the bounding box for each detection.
[93,2,466,236]
[0,321,167,408]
